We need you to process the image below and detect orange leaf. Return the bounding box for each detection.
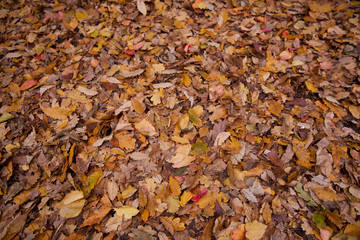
[268,100,283,116]
[169,177,181,196]
[231,224,246,240]
[20,80,37,90]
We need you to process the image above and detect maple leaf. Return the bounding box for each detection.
[191,140,210,155]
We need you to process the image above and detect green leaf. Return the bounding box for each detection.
[191,140,210,156]
[312,212,326,229]
[188,109,202,127]
[0,113,14,123]
[83,171,103,196]
[294,182,317,206]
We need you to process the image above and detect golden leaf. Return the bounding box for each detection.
[245,220,267,240]
[40,104,70,120]
[114,206,139,220]
[169,177,181,196]
[121,185,137,199]
[349,105,360,119]
[111,133,136,150]
[180,191,194,206]
[75,11,88,21]
[312,187,345,202]
[56,190,85,218]
[131,98,145,114]
[134,119,157,136]
[268,100,283,116]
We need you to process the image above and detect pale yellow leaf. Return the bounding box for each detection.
[114,206,139,220]
[245,220,267,240]
[40,104,70,120]
[134,119,157,136]
[137,0,147,15]
[121,185,137,199]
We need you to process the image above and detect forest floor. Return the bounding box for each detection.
[0,0,360,239]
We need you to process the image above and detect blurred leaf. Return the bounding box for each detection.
[191,140,210,155]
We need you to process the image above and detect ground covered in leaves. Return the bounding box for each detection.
[0,0,360,239]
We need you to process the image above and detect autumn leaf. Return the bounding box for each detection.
[137,0,147,15]
[169,176,181,196]
[245,220,267,240]
[56,190,86,218]
[0,113,14,123]
[268,100,283,116]
[114,206,139,220]
[312,187,346,202]
[191,140,210,155]
[135,119,158,136]
[83,171,103,196]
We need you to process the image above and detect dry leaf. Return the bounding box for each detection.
[245,220,267,240]
[114,206,139,220]
[312,187,346,202]
[135,119,157,136]
[137,0,147,15]
[56,190,85,218]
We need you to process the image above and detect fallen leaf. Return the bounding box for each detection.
[245,220,267,240]
[135,119,158,136]
[312,187,346,202]
[56,190,85,218]
[137,0,147,15]
[114,206,139,220]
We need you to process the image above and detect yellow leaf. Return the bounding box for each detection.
[167,144,196,168]
[121,185,138,199]
[198,191,226,209]
[312,187,346,202]
[75,11,88,21]
[245,220,267,240]
[292,138,313,168]
[160,216,185,234]
[112,133,136,150]
[171,135,189,144]
[56,190,85,218]
[100,28,112,37]
[349,105,360,119]
[59,199,86,218]
[134,119,157,136]
[262,202,272,224]
[209,106,226,122]
[151,89,163,105]
[167,196,180,213]
[305,81,318,92]
[173,20,185,29]
[323,100,346,120]
[309,2,332,13]
[224,136,242,153]
[114,206,139,220]
[152,64,165,73]
[131,99,145,114]
[344,222,360,236]
[180,191,194,206]
[268,100,283,116]
[169,177,181,196]
[181,73,191,87]
[7,96,24,112]
[40,104,70,120]
[179,114,189,130]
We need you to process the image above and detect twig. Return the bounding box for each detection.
[95,77,121,108]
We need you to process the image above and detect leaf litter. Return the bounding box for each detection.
[0,0,360,239]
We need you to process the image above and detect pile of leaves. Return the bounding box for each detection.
[0,0,360,239]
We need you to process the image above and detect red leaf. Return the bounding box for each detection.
[124,49,134,55]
